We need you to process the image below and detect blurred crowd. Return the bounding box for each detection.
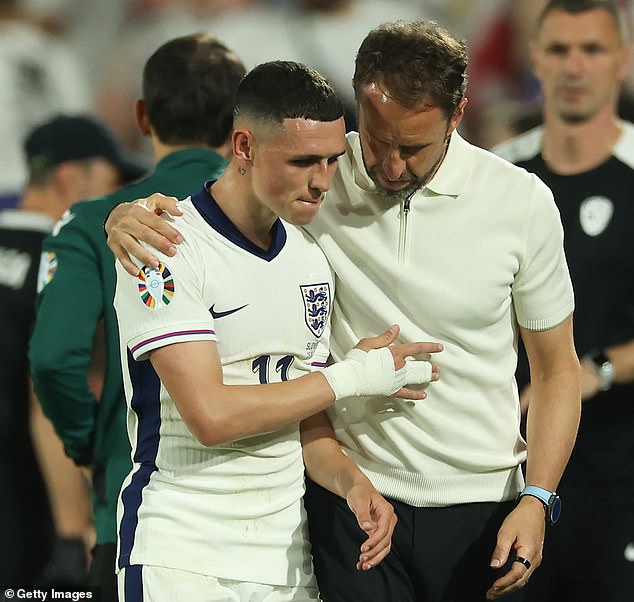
[1,0,632,205]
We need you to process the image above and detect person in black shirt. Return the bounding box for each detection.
[0,114,145,588]
[494,1,634,600]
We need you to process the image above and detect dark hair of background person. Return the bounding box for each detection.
[234,60,345,125]
[143,33,247,148]
[352,20,469,119]
[535,0,629,40]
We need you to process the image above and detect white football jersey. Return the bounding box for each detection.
[114,185,333,586]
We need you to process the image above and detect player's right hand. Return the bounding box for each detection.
[105,193,184,275]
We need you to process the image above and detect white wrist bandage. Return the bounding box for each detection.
[322,347,433,401]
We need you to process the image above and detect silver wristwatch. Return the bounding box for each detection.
[585,350,614,391]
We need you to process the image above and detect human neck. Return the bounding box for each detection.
[19,188,66,221]
[209,165,277,251]
[151,138,233,163]
[541,108,622,175]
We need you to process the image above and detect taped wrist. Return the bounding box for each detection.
[323,347,433,401]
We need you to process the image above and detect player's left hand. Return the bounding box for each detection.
[486,497,545,599]
[354,324,442,399]
[346,483,397,571]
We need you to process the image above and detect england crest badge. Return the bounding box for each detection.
[137,263,175,309]
[300,282,331,337]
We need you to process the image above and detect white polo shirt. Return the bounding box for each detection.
[306,131,574,506]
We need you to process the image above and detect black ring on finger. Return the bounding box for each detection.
[513,556,532,570]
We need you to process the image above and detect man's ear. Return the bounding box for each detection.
[53,161,82,204]
[617,44,632,84]
[529,42,540,78]
[134,99,151,137]
[232,128,255,162]
[449,96,468,133]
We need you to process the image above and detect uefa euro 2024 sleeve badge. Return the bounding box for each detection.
[36,251,58,293]
[301,283,331,337]
[137,263,175,309]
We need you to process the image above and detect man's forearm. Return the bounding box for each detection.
[525,369,580,490]
[301,411,367,498]
[31,366,97,465]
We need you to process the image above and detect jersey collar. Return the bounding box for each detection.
[191,181,287,261]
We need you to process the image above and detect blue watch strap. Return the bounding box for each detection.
[520,485,552,505]
[520,485,561,525]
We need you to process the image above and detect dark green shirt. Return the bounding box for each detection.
[29,148,226,544]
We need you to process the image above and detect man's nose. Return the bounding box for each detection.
[310,160,331,193]
[383,147,406,181]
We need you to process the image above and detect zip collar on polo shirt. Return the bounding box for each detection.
[346,130,471,205]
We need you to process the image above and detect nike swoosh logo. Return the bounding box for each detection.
[625,542,634,562]
[209,303,248,319]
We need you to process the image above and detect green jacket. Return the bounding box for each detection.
[29,148,226,544]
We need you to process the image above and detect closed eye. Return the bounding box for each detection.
[290,152,343,167]
[400,145,425,158]
[290,159,316,167]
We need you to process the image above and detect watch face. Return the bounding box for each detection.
[550,495,562,524]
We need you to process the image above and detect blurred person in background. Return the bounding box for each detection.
[18,0,128,96]
[94,0,258,156]
[0,0,92,208]
[462,0,548,146]
[494,1,634,600]
[463,0,633,147]
[29,34,246,602]
[0,114,145,589]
